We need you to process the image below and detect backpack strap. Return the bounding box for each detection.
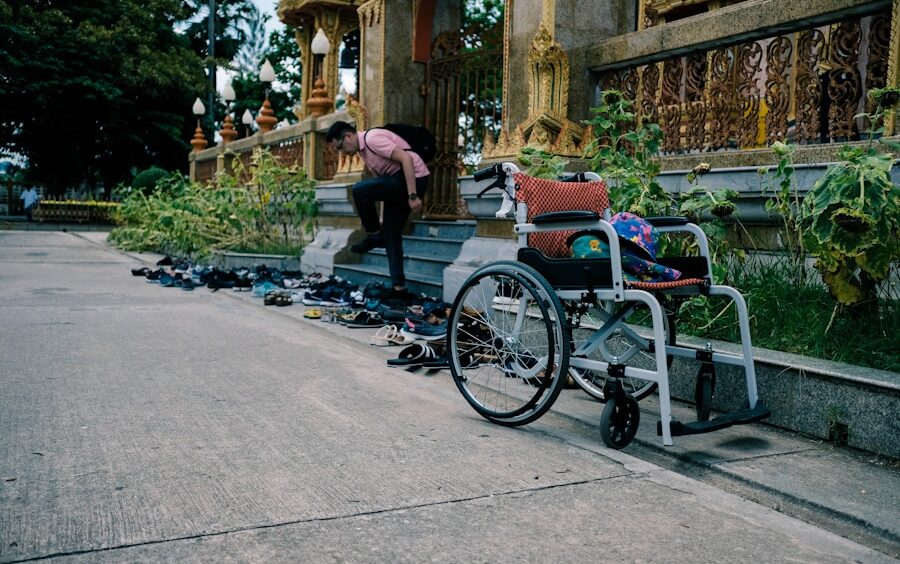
[363,128,410,160]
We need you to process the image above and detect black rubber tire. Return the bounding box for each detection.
[448,261,569,427]
[599,394,640,449]
[695,372,713,422]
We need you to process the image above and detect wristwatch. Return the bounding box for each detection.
[408,193,419,200]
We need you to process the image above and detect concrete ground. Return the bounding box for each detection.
[0,229,897,563]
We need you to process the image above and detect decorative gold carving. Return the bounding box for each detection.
[528,23,569,118]
[599,10,893,155]
[640,63,661,123]
[736,41,762,148]
[335,97,367,175]
[707,47,734,150]
[887,0,900,134]
[270,137,305,168]
[827,20,862,140]
[190,120,208,152]
[865,11,891,126]
[481,22,585,160]
[660,58,683,152]
[765,36,793,143]
[795,29,826,144]
[684,53,707,148]
[357,0,383,27]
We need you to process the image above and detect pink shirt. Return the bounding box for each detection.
[359,129,430,178]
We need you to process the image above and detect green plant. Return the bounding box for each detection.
[584,90,672,216]
[109,148,317,258]
[799,87,900,309]
[132,167,169,195]
[760,141,808,273]
[517,147,569,179]
[677,163,743,282]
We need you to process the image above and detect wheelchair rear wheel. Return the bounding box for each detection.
[448,261,569,426]
[568,303,675,402]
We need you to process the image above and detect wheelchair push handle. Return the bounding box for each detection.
[471,162,521,218]
[474,163,502,182]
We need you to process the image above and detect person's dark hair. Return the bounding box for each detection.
[326,121,356,143]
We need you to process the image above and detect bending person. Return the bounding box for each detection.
[326,121,430,296]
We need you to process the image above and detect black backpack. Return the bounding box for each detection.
[367,123,437,163]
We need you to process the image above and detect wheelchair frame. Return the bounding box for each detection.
[447,162,770,448]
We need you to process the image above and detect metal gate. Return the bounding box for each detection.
[423,22,503,219]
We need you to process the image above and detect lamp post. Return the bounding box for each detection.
[242,109,254,138]
[255,59,278,133]
[305,28,333,118]
[190,97,209,152]
[218,82,238,144]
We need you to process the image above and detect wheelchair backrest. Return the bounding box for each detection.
[513,172,610,258]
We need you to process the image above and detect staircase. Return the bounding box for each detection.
[333,220,476,297]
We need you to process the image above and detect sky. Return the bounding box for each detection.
[254,0,281,36]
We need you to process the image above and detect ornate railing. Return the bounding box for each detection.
[33,199,119,223]
[195,157,218,184]
[191,123,311,185]
[424,22,504,218]
[598,9,894,154]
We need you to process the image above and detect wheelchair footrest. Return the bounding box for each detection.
[657,401,771,437]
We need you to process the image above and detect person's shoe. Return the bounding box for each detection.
[350,232,385,254]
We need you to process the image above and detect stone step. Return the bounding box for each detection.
[401,235,471,257]
[409,219,477,240]
[333,263,442,297]
[360,249,452,279]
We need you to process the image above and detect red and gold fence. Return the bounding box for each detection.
[598,9,894,154]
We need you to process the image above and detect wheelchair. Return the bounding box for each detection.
[447,162,770,448]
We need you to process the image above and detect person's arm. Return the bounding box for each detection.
[391,147,422,212]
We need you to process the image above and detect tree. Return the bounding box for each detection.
[0,0,259,196]
[228,26,303,129]
[0,0,207,196]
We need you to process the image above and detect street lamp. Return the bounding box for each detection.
[305,28,333,118]
[256,59,277,133]
[218,82,238,144]
[190,97,208,152]
[241,108,254,138]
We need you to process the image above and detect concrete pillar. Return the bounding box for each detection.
[357,0,459,126]
[489,0,634,160]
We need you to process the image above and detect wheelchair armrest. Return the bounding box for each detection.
[532,210,600,224]
[645,216,689,227]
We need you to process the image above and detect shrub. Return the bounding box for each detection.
[132,167,169,194]
[108,149,317,258]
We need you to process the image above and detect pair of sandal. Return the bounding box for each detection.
[264,290,293,306]
[386,343,445,368]
[369,324,415,347]
[341,310,387,328]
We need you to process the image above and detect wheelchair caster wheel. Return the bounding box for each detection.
[695,363,715,422]
[600,393,640,449]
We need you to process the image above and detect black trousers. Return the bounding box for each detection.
[352,172,428,288]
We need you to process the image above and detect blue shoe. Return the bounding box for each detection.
[252,280,280,297]
[400,318,448,341]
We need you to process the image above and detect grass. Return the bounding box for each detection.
[673,255,900,372]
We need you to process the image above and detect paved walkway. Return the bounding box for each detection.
[1,230,897,562]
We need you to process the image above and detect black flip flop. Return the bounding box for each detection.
[422,354,449,369]
[387,344,436,367]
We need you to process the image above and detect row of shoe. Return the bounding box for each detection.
[132,258,322,295]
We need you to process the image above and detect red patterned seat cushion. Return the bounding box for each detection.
[514,173,610,258]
